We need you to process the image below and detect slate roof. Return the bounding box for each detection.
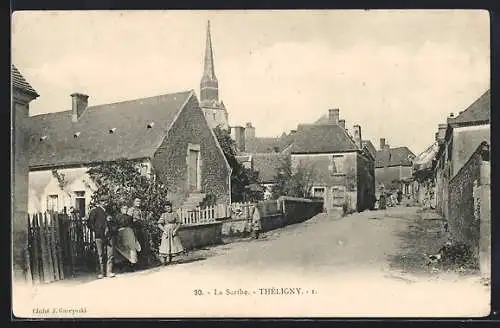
[12,65,39,96]
[313,114,330,125]
[449,89,490,125]
[244,133,295,154]
[290,124,359,154]
[28,90,194,169]
[252,153,284,183]
[413,141,439,172]
[375,146,416,168]
[362,140,377,158]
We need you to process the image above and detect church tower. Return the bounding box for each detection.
[199,20,229,130]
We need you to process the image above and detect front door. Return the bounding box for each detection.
[188,149,200,191]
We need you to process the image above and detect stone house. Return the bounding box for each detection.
[289,109,375,212]
[235,153,286,199]
[27,90,232,217]
[434,89,490,220]
[12,65,40,282]
[374,138,416,197]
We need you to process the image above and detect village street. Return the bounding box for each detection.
[16,206,489,318]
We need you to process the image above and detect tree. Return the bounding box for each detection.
[86,159,170,253]
[213,126,262,202]
[271,156,316,199]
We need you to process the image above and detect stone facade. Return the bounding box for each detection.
[12,67,39,283]
[152,96,231,207]
[448,142,489,264]
[291,151,374,212]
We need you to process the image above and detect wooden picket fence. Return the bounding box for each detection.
[25,212,96,285]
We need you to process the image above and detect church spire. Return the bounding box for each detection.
[200,20,219,103]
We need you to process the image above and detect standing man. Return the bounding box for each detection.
[88,197,115,279]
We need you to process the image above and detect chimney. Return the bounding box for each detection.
[71,93,89,123]
[437,123,447,144]
[231,126,246,153]
[380,138,386,150]
[352,125,362,148]
[328,108,340,125]
[244,122,255,140]
[338,119,346,129]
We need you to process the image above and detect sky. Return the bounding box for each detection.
[12,10,490,154]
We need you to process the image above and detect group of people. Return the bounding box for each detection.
[377,187,405,210]
[87,197,185,279]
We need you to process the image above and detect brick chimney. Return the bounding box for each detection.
[352,125,362,148]
[380,138,386,150]
[437,123,447,143]
[328,108,339,125]
[244,122,255,140]
[71,93,89,123]
[230,126,246,153]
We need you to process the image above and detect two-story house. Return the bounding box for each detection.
[374,138,416,198]
[290,108,375,213]
[28,90,232,217]
[434,89,490,219]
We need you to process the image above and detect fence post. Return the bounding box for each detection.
[44,213,56,283]
[31,214,41,284]
[25,215,33,285]
[38,214,50,283]
[49,213,60,281]
[53,213,64,280]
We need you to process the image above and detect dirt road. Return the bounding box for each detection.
[15,206,490,318]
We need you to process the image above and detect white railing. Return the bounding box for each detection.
[176,202,256,225]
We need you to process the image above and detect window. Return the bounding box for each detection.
[332,155,344,174]
[47,195,59,212]
[312,187,326,199]
[74,191,86,218]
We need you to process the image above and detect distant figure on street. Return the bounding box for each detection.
[88,197,116,279]
[158,202,184,265]
[115,205,141,272]
[251,205,263,239]
[397,190,403,204]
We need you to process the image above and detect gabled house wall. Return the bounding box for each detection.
[152,95,231,207]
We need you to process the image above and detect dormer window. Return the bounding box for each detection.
[40,135,48,141]
[147,122,155,129]
[109,128,116,134]
[74,132,81,138]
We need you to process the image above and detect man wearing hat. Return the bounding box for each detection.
[88,196,116,278]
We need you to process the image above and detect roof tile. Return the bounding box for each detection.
[28,90,194,168]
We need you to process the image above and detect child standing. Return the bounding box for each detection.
[158,202,185,265]
[251,205,263,239]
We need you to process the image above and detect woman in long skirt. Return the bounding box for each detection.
[115,205,141,271]
[158,202,184,265]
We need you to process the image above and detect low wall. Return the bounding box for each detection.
[177,221,223,250]
[448,142,489,265]
[256,197,323,233]
[279,196,324,225]
[478,162,491,278]
[221,218,251,237]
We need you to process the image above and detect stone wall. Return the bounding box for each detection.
[177,221,223,250]
[152,95,231,207]
[448,142,489,264]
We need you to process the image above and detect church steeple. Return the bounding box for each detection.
[200,20,219,103]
